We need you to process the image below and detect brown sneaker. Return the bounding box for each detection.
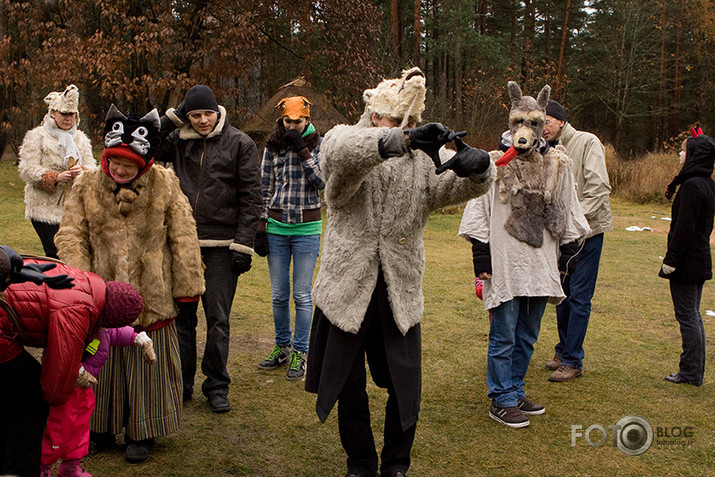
[489,402,529,428]
[545,355,561,371]
[549,365,583,382]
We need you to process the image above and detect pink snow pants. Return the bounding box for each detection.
[41,387,95,464]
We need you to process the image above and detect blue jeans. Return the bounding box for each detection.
[555,233,604,369]
[669,280,706,384]
[266,233,320,353]
[487,297,548,408]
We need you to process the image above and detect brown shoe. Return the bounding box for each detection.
[549,365,582,382]
[545,355,561,371]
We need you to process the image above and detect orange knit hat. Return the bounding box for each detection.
[276,96,311,120]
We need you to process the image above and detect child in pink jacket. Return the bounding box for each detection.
[40,326,155,477]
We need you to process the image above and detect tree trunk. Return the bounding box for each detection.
[555,0,572,100]
[414,0,421,67]
[391,0,402,60]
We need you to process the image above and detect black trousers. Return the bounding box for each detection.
[337,305,417,477]
[669,280,706,384]
[0,350,49,477]
[31,220,59,259]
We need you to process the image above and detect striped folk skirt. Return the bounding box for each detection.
[90,322,182,440]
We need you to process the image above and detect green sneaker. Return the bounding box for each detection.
[258,344,291,370]
[286,351,306,380]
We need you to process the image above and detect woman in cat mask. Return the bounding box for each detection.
[18,85,95,258]
[55,105,205,464]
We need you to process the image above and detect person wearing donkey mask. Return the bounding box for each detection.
[305,67,495,477]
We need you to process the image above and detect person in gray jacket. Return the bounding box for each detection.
[542,100,613,382]
[158,85,262,413]
[305,67,495,477]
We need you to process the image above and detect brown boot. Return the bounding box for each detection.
[545,355,561,371]
[549,365,582,382]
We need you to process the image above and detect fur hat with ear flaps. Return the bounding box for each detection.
[363,67,426,127]
[44,85,80,114]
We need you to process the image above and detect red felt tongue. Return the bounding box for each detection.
[495,146,518,167]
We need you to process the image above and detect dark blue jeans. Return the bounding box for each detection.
[555,233,604,369]
[669,280,706,385]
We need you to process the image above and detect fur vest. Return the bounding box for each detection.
[313,116,496,335]
[18,115,95,224]
[55,165,205,327]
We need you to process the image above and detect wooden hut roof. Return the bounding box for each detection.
[243,78,347,139]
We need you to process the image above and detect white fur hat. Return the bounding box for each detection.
[44,84,79,114]
[363,67,426,127]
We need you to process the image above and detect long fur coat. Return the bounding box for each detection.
[55,165,205,327]
[313,113,496,335]
[18,114,94,224]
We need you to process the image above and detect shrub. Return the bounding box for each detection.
[606,144,681,203]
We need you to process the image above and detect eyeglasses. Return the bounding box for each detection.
[545,119,557,125]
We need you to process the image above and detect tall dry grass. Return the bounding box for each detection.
[606,144,682,203]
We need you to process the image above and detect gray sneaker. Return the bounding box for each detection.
[258,344,291,369]
[489,402,529,428]
[286,351,306,380]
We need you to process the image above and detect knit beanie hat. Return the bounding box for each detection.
[363,67,426,127]
[99,281,144,328]
[101,104,160,184]
[546,100,568,123]
[183,85,219,114]
[276,96,311,120]
[44,85,80,114]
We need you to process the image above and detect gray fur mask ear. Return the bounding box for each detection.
[105,104,127,122]
[140,109,161,131]
[536,85,551,110]
[508,81,523,106]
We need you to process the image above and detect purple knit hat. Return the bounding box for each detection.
[100,281,144,328]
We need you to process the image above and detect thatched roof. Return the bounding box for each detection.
[243,78,347,145]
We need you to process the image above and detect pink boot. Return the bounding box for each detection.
[57,459,93,477]
[40,464,53,477]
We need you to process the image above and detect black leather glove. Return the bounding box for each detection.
[174,101,187,122]
[558,240,581,275]
[230,250,252,276]
[283,129,307,152]
[436,138,491,177]
[470,238,492,276]
[254,229,269,257]
[0,246,74,289]
[407,123,467,169]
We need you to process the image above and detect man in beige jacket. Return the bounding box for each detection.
[542,100,613,382]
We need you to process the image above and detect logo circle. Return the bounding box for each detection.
[615,415,653,456]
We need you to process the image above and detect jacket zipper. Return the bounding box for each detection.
[194,138,206,215]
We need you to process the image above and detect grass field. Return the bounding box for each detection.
[0,157,713,476]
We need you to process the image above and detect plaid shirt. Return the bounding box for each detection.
[261,145,324,224]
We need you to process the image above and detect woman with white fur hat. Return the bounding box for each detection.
[18,85,95,258]
[305,67,495,477]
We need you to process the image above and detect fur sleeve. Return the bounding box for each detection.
[321,125,391,209]
[162,169,206,299]
[426,148,496,211]
[75,131,96,168]
[55,173,92,271]
[17,127,47,184]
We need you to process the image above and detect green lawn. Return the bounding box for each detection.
[1,158,712,476]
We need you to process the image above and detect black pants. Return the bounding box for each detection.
[0,350,49,477]
[337,278,416,477]
[669,280,706,384]
[175,247,237,398]
[31,220,59,259]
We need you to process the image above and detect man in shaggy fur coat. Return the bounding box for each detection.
[305,67,495,477]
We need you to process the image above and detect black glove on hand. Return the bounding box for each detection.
[0,246,74,289]
[283,129,307,152]
[230,250,252,276]
[407,123,467,169]
[470,238,492,276]
[254,229,270,257]
[558,240,581,275]
[174,101,188,122]
[436,138,491,176]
